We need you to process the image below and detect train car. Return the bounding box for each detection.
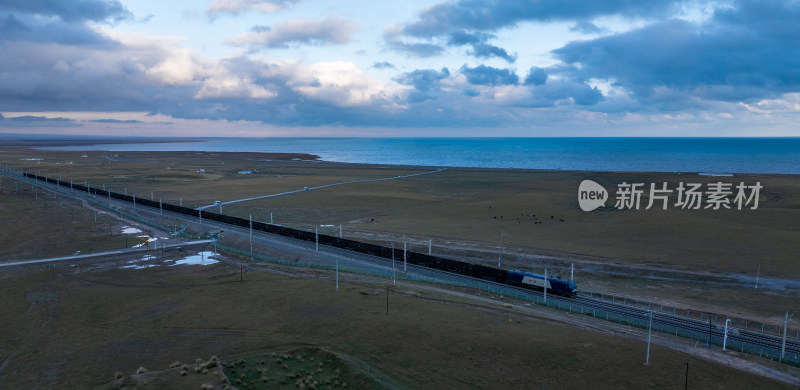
[506,269,577,297]
[22,172,583,298]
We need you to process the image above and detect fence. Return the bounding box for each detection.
[5,167,798,368]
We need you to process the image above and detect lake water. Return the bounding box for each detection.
[42,137,800,174]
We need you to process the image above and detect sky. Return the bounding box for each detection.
[1,0,800,137]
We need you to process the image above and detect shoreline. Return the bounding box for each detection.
[17,136,800,175]
[11,145,800,176]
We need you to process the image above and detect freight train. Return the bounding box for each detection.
[22,173,579,297]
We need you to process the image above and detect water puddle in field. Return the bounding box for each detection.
[170,251,219,266]
[120,255,158,269]
[119,252,219,270]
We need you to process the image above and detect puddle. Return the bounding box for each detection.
[121,226,143,234]
[170,251,219,266]
[119,252,219,270]
[120,254,158,269]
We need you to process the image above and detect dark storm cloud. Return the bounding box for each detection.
[0,0,132,23]
[460,65,518,86]
[554,0,800,103]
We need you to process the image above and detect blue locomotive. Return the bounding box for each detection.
[506,269,578,297]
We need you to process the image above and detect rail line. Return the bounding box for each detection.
[3,167,798,365]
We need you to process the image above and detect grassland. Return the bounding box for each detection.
[0,166,797,389]
[3,148,798,278]
[0,262,792,389]
[2,146,798,324]
[0,176,129,260]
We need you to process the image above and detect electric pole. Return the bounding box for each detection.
[498,230,505,267]
[645,311,653,365]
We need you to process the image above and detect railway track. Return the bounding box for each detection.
[4,169,798,363]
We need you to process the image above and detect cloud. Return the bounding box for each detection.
[395,68,450,92]
[206,0,299,18]
[569,21,606,34]
[370,61,396,70]
[400,0,684,37]
[553,0,800,105]
[446,31,516,62]
[523,67,548,86]
[385,0,686,60]
[0,14,117,46]
[226,18,359,51]
[0,0,131,23]
[0,114,79,128]
[383,25,444,57]
[89,118,144,123]
[460,65,519,86]
[394,68,451,102]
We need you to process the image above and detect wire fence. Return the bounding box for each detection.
[4,168,799,368]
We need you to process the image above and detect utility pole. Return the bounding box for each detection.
[133,193,136,210]
[428,239,432,255]
[570,263,574,281]
[755,262,760,289]
[339,224,342,238]
[150,192,153,201]
[705,316,712,347]
[249,214,253,262]
[391,243,396,286]
[543,268,548,303]
[315,227,319,251]
[336,259,339,292]
[684,360,689,390]
[645,311,653,365]
[219,203,222,214]
[270,212,273,224]
[199,209,202,225]
[403,242,407,272]
[159,198,163,215]
[782,311,793,361]
[497,230,505,267]
[723,318,730,351]
[179,197,182,207]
